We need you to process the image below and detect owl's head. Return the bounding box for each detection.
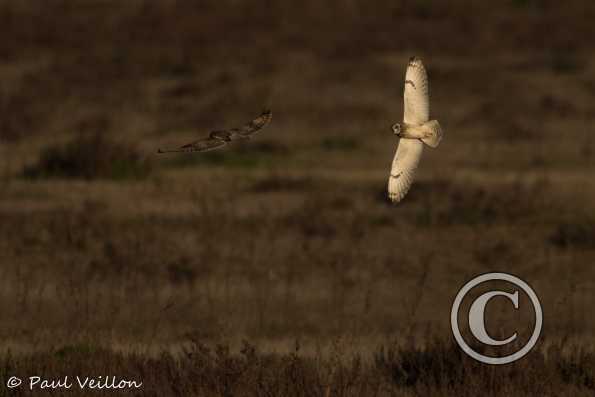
[391,123,401,136]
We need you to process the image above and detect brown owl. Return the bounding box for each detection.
[157,110,272,154]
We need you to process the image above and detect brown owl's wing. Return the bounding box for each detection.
[229,110,273,139]
[157,136,226,154]
[157,110,272,153]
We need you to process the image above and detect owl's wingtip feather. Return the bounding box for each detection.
[388,190,406,204]
[258,109,273,125]
[408,56,424,67]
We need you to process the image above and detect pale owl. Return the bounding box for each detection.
[157,110,272,154]
[388,57,443,203]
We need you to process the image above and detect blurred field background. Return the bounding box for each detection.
[1,0,595,395]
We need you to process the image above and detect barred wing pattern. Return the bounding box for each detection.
[158,110,272,154]
[388,57,430,203]
[388,139,423,203]
[227,110,272,138]
[403,57,429,125]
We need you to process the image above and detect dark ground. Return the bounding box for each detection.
[0,1,594,395]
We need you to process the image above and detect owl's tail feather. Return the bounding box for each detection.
[420,120,443,148]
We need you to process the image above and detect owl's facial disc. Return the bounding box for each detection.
[392,123,401,135]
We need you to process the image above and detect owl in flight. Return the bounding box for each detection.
[157,110,272,153]
[388,57,443,203]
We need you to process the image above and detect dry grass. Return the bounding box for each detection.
[22,132,152,180]
[1,338,593,396]
[1,0,595,395]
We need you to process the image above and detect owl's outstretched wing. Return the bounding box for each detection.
[387,139,423,203]
[157,137,226,153]
[227,109,273,140]
[157,110,272,154]
[403,57,430,125]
